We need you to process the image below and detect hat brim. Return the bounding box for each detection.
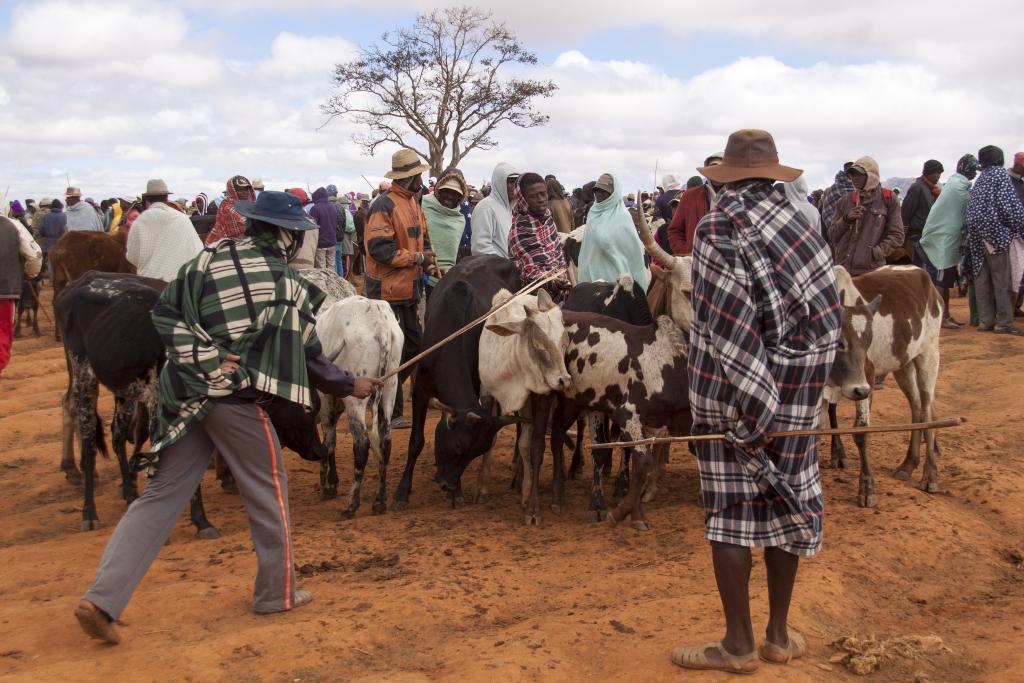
[698,162,802,184]
[234,200,319,231]
[385,162,430,180]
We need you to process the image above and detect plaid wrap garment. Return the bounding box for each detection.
[507,187,570,299]
[689,181,841,556]
[131,230,325,473]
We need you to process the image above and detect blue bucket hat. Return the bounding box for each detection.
[234,190,318,231]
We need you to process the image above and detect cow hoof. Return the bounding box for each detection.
[81,519,99,531]
[605,515,619,527]
[585,510,607,523]
[371,501,387,515]
[830,458,845,470]
[473,492,488,504]
[319,489,337,501]
[197,526,221,540]
[391,499,408,512]
[449,495,465,509]
[631,520,652,531]
[550,504,564,515]
[65,470,83,486]
[922,482,939,494]
[859,493,878,508]
[894,470,911,481]
[641,490,656,504]
[524,513,541,526]
[338,508,357,521]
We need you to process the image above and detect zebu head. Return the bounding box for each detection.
[432,396,528,491]
[635,195,694,333]
[484,288,572,395]
[828,295,881,401]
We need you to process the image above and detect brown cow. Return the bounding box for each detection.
[824,265,942,507]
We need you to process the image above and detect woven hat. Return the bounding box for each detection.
[252,178,265,190]
[40,197,53,208]
[384,148,429,180]
[699,129,801,183]
[142,178,171,197]
[65,187,82,197]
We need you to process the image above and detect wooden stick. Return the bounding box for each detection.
[375,268,567,382]
[589,417,967,450]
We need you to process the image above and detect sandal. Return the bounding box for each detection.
[670,641,759,674]
[74,600,121,644]
[759,631,808,664]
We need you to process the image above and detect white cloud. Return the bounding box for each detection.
[0,0,1020,203]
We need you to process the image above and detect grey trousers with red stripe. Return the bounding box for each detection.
[82,402,297,618]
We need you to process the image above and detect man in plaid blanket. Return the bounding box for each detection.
[74,191,380,645]
[671,130,841,675]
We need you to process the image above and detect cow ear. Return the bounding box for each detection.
[443,409,456,429]
[867,294,882,315]
[485,319,527,337]
[536,288,555,312]
[650,264,666,281]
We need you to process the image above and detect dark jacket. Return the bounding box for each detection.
[900,177,937,242]
[1010,172,1024,206]
[309,187,338,250]
[654,188,681,224]
[829,190,905,275]
[40,207,67,251]
[0,218,22,299]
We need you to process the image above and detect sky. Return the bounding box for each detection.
[0,0,1020,202]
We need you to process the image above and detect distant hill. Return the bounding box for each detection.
[882,177,916,195]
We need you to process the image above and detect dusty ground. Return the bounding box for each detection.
[1,290,1022,683]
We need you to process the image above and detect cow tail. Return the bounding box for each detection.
[94,412,109,459]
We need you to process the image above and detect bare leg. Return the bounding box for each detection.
[764,546,799,647]
[709,541,756,659]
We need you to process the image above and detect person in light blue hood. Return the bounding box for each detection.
[471,162,518,257]
[578,173,649,289]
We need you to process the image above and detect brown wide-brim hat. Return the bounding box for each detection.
[385,148,430,180]
[699,129,802,184]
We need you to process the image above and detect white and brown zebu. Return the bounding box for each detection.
[825,265,942,506]
[315,296,403,519]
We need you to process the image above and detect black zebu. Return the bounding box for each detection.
[393,254,527,509]
[56,271,324,534]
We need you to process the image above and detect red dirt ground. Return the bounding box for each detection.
[1,292,1022,682]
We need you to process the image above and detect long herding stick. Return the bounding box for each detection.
[590,417,967,450]
[375,268,567,382]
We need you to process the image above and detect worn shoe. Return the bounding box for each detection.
[759,631,808,664]
[941,318,961,329]
[390,416,412,429]
[977,324,994,332]
[671,641,759,674]
[255,590,313,615]
[993,326,1024,336]
[74,600,121,644]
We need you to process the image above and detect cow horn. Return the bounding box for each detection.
[635,189,675,271]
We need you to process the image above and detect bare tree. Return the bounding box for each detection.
[322,6,557,178]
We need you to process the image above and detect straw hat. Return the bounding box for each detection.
[65,187,82,197]
[252,178,265,191]
[40,197,53,208]
[698,129,801,184]
[142,179,171,197]
[384,148,430,180]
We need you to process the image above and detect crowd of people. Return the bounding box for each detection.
[2,132,1022,675]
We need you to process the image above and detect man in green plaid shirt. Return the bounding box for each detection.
[75,191,379,645]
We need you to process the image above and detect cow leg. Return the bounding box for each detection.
[827,401,847,469]
[550,399,575,515]
[892,364,923,482]
[567,414,586,480]
[72,361,102,530]
[110,396,138,505]
[474,447,494,504]
[60,390,81,485]
[852,397,876,508]
[392,379,429,510]
[189,484,220,539]
[341,400,370,520]
[612,430,630,505]
[318,394,340,500]
[601,417,614,476]
[215,451,238,495]
[608,420,653,531]
[370,390,393,515]
[914,354,940,494]
[523,393,550,525]
[544,397,566,515]
[642,442,668,504]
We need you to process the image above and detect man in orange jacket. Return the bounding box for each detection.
[365,149,435,428]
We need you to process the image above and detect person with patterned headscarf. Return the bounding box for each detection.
[206,175,255,244]
[964,145,1024,335]
[919,154,978,328]
[507,172,570,301]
